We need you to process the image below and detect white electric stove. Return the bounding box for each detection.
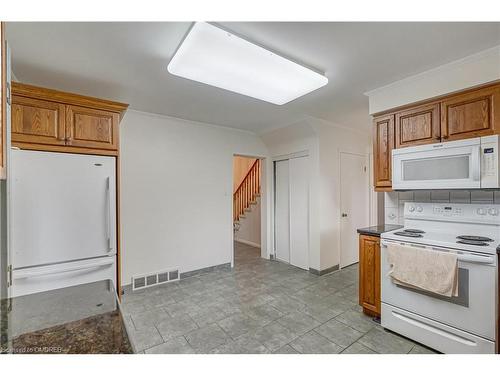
[381,202,499,354]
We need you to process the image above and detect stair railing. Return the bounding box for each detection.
[233,159,261,223]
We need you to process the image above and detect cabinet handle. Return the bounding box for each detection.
[6,82,11,105]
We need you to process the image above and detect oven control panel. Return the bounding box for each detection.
[432,205,462,216]
[405,202,500,222]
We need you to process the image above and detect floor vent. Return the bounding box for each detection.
[132,268,180,291]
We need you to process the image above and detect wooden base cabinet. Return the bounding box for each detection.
[359,234,381,317]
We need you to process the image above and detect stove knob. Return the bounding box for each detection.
[408,205,415,212]
[477,208,486,215]
[488,208,499,216]
[416,206,423,213]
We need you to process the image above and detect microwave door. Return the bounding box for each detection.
[392,144,481,190]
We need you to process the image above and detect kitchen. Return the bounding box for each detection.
[0,7,500,370]
[358,79,500,353]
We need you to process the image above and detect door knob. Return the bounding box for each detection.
[341,213,348,217]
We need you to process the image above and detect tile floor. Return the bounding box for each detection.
[121,242,437,354]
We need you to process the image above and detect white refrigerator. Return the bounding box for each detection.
[11,149,117,297]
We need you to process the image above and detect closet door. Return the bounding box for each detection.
[289,156,309,270]
[274,160,290,263]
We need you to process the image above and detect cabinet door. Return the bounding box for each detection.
[373,114,395,190]
[395,102,440,148]
[359,235,380,316]
[441,85,500,141]
[12,96,66,146]
[65,105,118,151]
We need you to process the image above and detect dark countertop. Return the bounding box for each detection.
[1,280,132,354]
[357,224,403,237]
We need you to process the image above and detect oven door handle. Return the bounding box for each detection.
[382,242,495,264]
[456,253,495,264]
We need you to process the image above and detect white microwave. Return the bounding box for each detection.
[392,135,500,190]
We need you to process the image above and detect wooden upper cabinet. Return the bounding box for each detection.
[11,82,128,155]
[373,114,395,190]
[395,102,440,148]
[441,85,500,141]
[12,96,66,146]
[359,234,381,317]
[65,105,118,150]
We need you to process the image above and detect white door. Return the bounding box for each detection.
[274,159,290,263]
[340,152,368,268]
[11,150,116,268]
[274,156,309,270]
[289,156,309,270]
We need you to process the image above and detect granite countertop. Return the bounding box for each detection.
[1,280,132,354]
[357,224,403,237]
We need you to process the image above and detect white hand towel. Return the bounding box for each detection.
[386,243,458,297]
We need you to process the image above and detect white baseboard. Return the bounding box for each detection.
[235,239,261,248]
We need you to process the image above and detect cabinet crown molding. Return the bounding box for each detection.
[12,82,129,119]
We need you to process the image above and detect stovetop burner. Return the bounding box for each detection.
[456,239,489,246]
[403,229,425,234]
[394,231,423,238]
[456,235,494,242]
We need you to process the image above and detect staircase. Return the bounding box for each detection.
[233,159,261,230]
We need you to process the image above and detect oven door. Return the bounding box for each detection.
[392,138,481,190]
[381,240,496,340]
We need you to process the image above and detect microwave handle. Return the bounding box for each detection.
[472,145,481,181]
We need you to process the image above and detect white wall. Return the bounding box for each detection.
[310,118,372,270]
[366,45,500,114]
[235,197,261,248]
[261,117,372,272]
[120,110,268,286]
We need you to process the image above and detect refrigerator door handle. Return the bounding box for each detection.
[106,177,113,252]
[13,258,115,279]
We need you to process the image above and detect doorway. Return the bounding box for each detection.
[340,152,369,268]
[274,155,309,270]
[232,155,262,267]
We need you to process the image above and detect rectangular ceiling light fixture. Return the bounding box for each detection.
[168,22,328,105]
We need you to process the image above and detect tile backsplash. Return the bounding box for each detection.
[384,190,500,225]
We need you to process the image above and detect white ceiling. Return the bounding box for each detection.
[6,22,500,133]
